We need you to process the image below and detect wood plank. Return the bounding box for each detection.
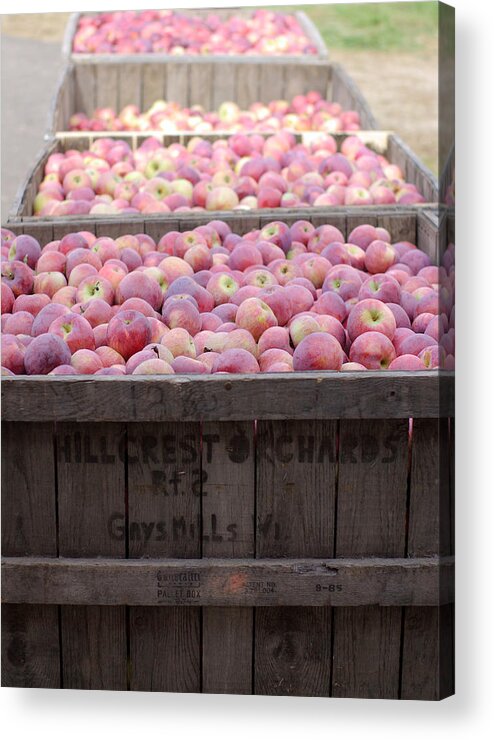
[166,63,190,107]
[332,605,402,699]
[127,420,201,692]
[254,607,331,696]
[2,422,57,557]
[332,418,409,699]
[256,420,337,558]
[2,556,452,607]
[202,607,252,694]
[1,373,455,423]
[408,418,451,557]
[255,419,335,696]
[402,415,454,700]
[235,64,259,109]
[57,422,126,557]
[259,64,285,103]
[95,65,119,111]
[60,605,127,690]
[118,63,142,111]
[74,65,96,118]
[94,217,144,239]
[127,422,201,558]
[336,419,409,556]
[188,62,213,110]
[212,65,236,110]
[202,422,255,558]
[401,605,454,700]
[378,212,417,245]
[1,604,60,688]
[57,421,127,690]
[202,421,255,694]
[129,606,200,693]
[283,63,330,101]
[141,64,166,111]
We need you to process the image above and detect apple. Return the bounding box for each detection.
[349,331,396,369]
[347,299,396,341]
[293,332,342,371]
[235,297,278,341]
[24,334,71,375]
[107,309,151,360]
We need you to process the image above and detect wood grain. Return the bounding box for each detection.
[332,418,409,699]
[57,421,127,689]
[336,419,409,557]
[127,422,201,558]
[201,421,255,694]
[255,419,335,696]
[1,373,454,423]
[2,422,57,557]
[1,604,60,688]
[127,420,201,692]
[254,607,331,696]
[129,606,200,692]
[332,605,402,699]
[2,556,452,607]
[256,420,337,558]
[60,605,127,690]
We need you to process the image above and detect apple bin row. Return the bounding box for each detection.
[8,130,438,224]
[62,9,329,62]
[2,208,454,375]
[46,59,378,137]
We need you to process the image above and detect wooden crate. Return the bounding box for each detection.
[1,209,454,698]
[62,10,328,63]
[46,59,378,137]
[8,131,439,225]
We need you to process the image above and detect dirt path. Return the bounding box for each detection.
[332,46,438,173]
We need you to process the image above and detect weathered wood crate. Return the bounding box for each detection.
[46,59,377,137]
[8,131,439,225]
[1,209,454,698]
[62,10,328,63]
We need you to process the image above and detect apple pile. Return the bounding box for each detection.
[69,92,361,135]
[1,221,454,376]
[73,9,319,56]
[33,133,426,217]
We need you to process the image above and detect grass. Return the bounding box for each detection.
[278,2,438,52]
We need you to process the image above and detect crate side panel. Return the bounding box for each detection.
[142,64,166,111]
[401,416,454,700]
[95,66,119,110]
[57,422,127,690]
[201,421,255,694]
[60,605,127,690]
[118,64,143,111]
[127,421,201,692]
[127,422,201,558]
[129,606,200,693]
[189,63,214,110]
[74,65,96,118]
[336,419,409,556]
[166,63,190,107]
[332,605,401,699]
[2,422,57,557]
[332,418,408,699]
[254,420,336,696]
[2,604,61,688]
[255,607,331,697]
